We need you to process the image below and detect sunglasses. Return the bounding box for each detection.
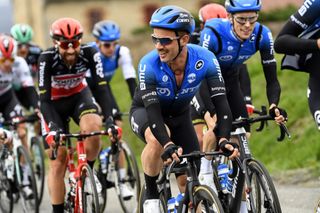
[151,34,181,46]
[57,40,81,50]
[100,41,118,48]
[233,15,259,25]
[0,57,15,64]
[18,43,30,48]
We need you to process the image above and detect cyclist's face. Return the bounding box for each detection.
[17,43,30,59]
[98,40,118,57]
[0,57,15,72]
[56,39,81,65]
[230,11,258,40]
[152,28,181,63]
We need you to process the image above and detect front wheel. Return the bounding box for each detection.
[246,159,281,213]
[30,137,45,204]
[115,140,141,213]
[177,185,224,213]
[78,164,100,213]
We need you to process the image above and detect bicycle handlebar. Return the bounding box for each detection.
[232,114,291,141]
[1,113,39,128]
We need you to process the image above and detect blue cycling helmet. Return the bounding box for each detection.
[225,0,261,13]
[149,5,195,34]
[92,20,121,41]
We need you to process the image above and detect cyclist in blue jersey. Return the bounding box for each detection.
[87,20,137,199]
[129,5,239,212]
[274,0,320,130]
[199,0,287,211]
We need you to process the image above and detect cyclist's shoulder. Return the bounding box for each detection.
[187,44,216,61]
[28,43,43,54]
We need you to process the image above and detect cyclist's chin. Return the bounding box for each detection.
[64,54,78,63]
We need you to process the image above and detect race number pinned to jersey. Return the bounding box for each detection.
[195,60,204,70]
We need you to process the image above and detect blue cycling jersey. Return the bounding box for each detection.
[292,0,320,32]
[88,42,120,82]
[135,44,224,114]
[200,18,276,71]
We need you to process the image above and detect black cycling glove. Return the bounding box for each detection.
[219,139,239,157]
[269,106,288,121]
[161,143,180,161]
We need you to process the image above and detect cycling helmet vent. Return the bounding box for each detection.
[92,20,121,41]
[225,0,261,13]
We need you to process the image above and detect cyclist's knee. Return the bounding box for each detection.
[80,113,102,131]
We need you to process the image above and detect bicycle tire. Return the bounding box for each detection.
[0,161,13,213]
[30,136,45,204]
[79,164,100,213]
[177,185,224,213]
[16,145,39,213]
[246,159,281,213]
[116,140,141,213]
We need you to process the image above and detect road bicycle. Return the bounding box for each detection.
[213,113,291,213]
[0,115,40,213]
[50,128,117,213]
[25,112,45,204]
[138,150,225,213]
[97,124,141,213]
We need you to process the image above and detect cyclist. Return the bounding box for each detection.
[274,0,320,130]
[0,34,39,198]
[10,24,42,84]
[199,0,287,211]
[38,17,115,213]
[88,20,137,199]
[129,5,239,212]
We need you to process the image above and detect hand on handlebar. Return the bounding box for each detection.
[219,139,240,160]
[161,142,183,165]
[0,129,13,145]
[269,106,288,124]
[45,122,62,149]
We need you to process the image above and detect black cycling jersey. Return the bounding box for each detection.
[38,45,113,125]
[26,43,42,74]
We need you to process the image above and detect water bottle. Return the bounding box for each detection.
[5,154,14,181]
[107,152,114,182]
[99,147,111,174]
[217,163,229,194]
[226,169,234,193]
[175,193,184,211]
[167,197,176,213]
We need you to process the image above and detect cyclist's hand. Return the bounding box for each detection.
[161,142,183,165]
[107,125,122,142]
[45,122,61,149]
[0,129,13,145]
[269,105,288,124]
[219,139,239,160]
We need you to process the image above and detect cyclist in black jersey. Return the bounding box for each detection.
[129,5,239,212]
[38,18,115,213]
[274,0,320,130]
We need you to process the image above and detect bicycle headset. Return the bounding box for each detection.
[92,20,121,41]
[10,24,34,44]
[225,0,261,13]
[50,17,83,41]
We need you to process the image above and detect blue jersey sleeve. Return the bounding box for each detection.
[259,25,277,65]
[200,25,219,54]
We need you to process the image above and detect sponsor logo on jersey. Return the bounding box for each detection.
[314,110,320,126]
[162,75,169,83]
[202,34,210,49]
[187,73,196,84]
[238,55,251,60]
[156,87,171,96]
[268,32,275,55]
[213,58,223,82]
[52,73,85,89]
[250,33,256,42]
[195,60,204,70]
[139,64,146,90]
[298,0,315,16]
[179,86,198,95]
[219,55,233,61]
[227,46,233,51]
[93,52,104,78]
[39,61,45,87]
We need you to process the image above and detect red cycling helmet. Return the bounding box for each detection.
[50,17,83,41]
[0,35,16,59]
[199,3,228,23]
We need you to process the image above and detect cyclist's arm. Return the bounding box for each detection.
[274,5,320,55]
[88,50,113,119]
[259,27,281,106]
[38,52,56,124]
[119,46,137,98]
[205,59,232,140]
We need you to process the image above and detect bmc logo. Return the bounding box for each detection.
[298,0,315,16]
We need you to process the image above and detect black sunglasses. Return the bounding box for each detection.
[151,34,181,46]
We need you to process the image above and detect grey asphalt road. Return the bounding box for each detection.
[14,174,320,213]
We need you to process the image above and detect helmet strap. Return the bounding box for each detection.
[171,31,183,61]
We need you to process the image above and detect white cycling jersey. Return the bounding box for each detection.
[0,56,34,96]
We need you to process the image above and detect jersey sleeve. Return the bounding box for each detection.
[200,26,219,53]
[118,46,137,80]
[274,1,320,55]
[15,57,34,88]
